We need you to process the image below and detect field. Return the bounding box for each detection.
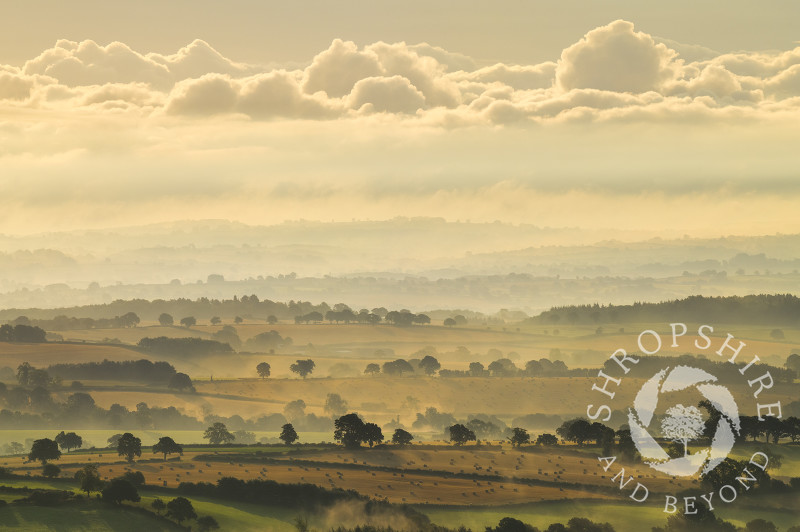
[2,441,799,531]
[1,320,798,531]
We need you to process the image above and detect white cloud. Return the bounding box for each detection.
[3,22,800,125]
[556,20,680,93]
[348,75,425,114]
[0,71,34,100]
[450,62,556,90]
[165,74,239,115]
[302,39,382,98]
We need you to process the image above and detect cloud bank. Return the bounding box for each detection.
[1,20,799,125]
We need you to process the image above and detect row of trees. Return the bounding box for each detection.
[12,313,139,331]
[0,323,47,342]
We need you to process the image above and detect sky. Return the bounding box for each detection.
[1,1,800,238]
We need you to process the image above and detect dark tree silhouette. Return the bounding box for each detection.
[153,436,183,461]
[158,313,174,326]
[334,413,366,448]
[168,372,194,391]
[392,428,413,446]
[279,423,298,445]
[102,478,140,505]
[290,359,315,378]
[418,355,441,375]
[203,422,235,445]
[210,316,221,325]
[197,516,221,531]
[180,316,196,328]
[508,427,531,447]
[363,422,384,447]
[43,464,61,478]
[75,464,104,496]
[55,431,83,452]
[449,424,476,446]
[364,363,380,375]
[117,433,142,462]
[256,362,271,379]
[28,438,61,465]
[167,497,197,523]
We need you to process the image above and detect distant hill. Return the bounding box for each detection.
[530,294,800,326]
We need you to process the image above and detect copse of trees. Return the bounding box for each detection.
[138,336,232,356]
[47,359,176,383]
[244,330,292,351]
[8,314,138,333]
[333,413,384,448]
[0,324,47,343]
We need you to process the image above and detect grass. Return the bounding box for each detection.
[0,503,179,531]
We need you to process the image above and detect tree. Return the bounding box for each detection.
[279,423,298,445]
[234,316,244,324]
[661,404,704,457]
[536,433,558,446]
[152,498,166,514]
[745,519,778,532]
[381,359,414,375]
[153,436,183,461]
[290,359,315,378]
[120,471,146,487]
[16,361,32,385]
[508,427,531,447]
[107,434,123,447]
[557,419,593,446]
[102,478,140,505]
[203,422,235,445]
[469,361,487,376]
[168,372,194,391]
[392,428,413,446]
[256,362,271,379]
[449,424,477,446]
[55,431,83,452]
[443,318,456,327]
[75,464,104,496]
[334,413,366,448]
[197,516,221,531]
[28,438,61,465]
[267,315,278,325]
[167,497,197,523]
[364,363,380,375]
[158,313,174,326]
[210,316,221,325]
[180,316,196,328]
[42,464,61,478]
[418,355,441,376]
[117,433,142,463]
[363,422,384,447]
[324,393,348,417]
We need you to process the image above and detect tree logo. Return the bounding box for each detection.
[628,365,740,477]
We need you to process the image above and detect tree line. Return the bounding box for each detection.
[533,293,800,326]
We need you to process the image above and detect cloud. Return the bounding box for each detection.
[4,22,800,125]
[0,71,34,100]
[303,39,382,97]
[348,75,425,113]
[556,20,680,93]
[166,71,341,119]
[22,38,249,90]
[450,62,557,90]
